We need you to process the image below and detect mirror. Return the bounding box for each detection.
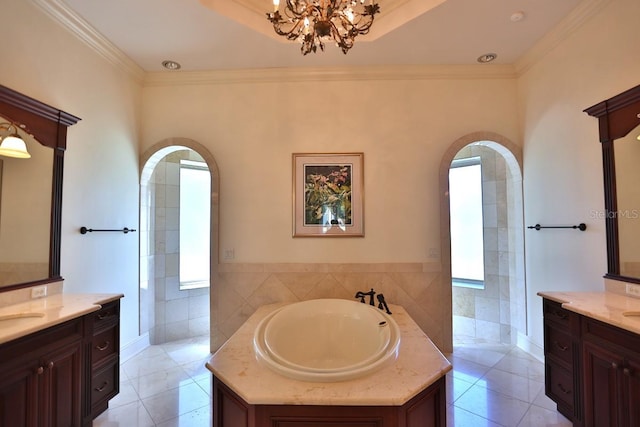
[585,84,640,283]
[614,124,640,278]
[0,121,53,286]
[0,85,80,292]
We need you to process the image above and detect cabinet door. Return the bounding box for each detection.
[583,341,622,427]
[0,361,38,427]
[40,341,83,427]
[622,356,640,427]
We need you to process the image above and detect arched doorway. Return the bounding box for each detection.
[139,138,219,351]
[440,132,526,349]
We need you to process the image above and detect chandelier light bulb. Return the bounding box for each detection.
[273,0,280,12]
[345,9,354,23]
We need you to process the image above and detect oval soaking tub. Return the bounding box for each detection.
[253,298,400,382]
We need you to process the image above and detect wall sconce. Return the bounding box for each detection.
[0,122,31,159]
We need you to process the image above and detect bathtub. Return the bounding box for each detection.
[253,298,401,382]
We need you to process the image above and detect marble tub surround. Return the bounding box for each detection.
[206,302,452,406]
[537,291,640,335]
[212,261,446,352]
[0,292,123,344]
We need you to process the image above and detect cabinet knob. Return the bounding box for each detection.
[624,368,633,376]
[36,366,44,375]
[47,361,54,369]
[612,362,619,369]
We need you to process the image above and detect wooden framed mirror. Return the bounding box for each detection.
[0,85,80,292]
[585,84,640,283]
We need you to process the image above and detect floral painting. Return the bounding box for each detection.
[293,153,364,237]
[304,165,352,226]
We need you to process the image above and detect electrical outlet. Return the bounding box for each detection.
[31,285,47,299]
[626,283,640,297]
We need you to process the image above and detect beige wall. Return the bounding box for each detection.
[0,0,142,347]
[141,77,520,264]
[518,0,640,351]
[141,75,520,351]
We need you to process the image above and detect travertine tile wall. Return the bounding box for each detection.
[141,149,211,344]
[210,262,444,351]
[451,145,516,344]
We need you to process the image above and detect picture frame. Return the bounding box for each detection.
[293,152,364,237]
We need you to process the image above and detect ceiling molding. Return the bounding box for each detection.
[198,0,448,41]
[143,64,516,87]
[37,0,601,85]
[31,0,145,83]
[515,0,612,76]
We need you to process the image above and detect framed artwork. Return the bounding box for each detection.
[292,152,364,237]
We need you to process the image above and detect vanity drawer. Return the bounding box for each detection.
[545,325,573,365]
[93,301,120,331]
[543,299,571,327]
[91,362,119,407]
[545,359,575,411]
[91,327,117,365]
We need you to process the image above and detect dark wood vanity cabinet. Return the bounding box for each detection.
[213,375,446,427]
[542,297,640,427]
[0,299,121,427]
[582,317,640,427]
[542,299,582,425]
[82,300,121,426]
[0,318,84,427]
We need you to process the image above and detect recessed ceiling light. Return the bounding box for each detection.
[477,53,497,63]
[162,60,181,70]
[510,11,525,22]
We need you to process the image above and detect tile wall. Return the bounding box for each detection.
[141,150,210,345]
[451,145,519,344]
[210,262,444,351]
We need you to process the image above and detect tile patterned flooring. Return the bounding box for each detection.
[94,337,572,427]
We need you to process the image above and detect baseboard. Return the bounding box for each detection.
[120,332,150,363]
[517,331,544,362]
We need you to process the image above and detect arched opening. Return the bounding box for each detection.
[139,138,220,351]
[440,132,526,349]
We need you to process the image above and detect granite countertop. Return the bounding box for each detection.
[206,303,452,406]
[538,291,640,335]
[0,293,123,345]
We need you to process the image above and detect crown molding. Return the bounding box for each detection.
[31,0,145,83]
[143,64,517,87]
[515,0,612,76]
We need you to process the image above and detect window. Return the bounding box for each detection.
[179,159,210,290]
[449,157,485,289]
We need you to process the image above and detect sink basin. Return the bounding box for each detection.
[622,311,640,318]
[253,299,400,382]
[0,312,45,321]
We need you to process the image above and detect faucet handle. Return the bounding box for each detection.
[376,294,392,315]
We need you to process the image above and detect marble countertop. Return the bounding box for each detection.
[538,291,640,335]
[0,293,123,345]
[206,303,452,406]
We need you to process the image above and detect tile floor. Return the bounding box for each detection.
[93,337,572,427]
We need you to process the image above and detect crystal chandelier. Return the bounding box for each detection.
[266,0,380,55]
